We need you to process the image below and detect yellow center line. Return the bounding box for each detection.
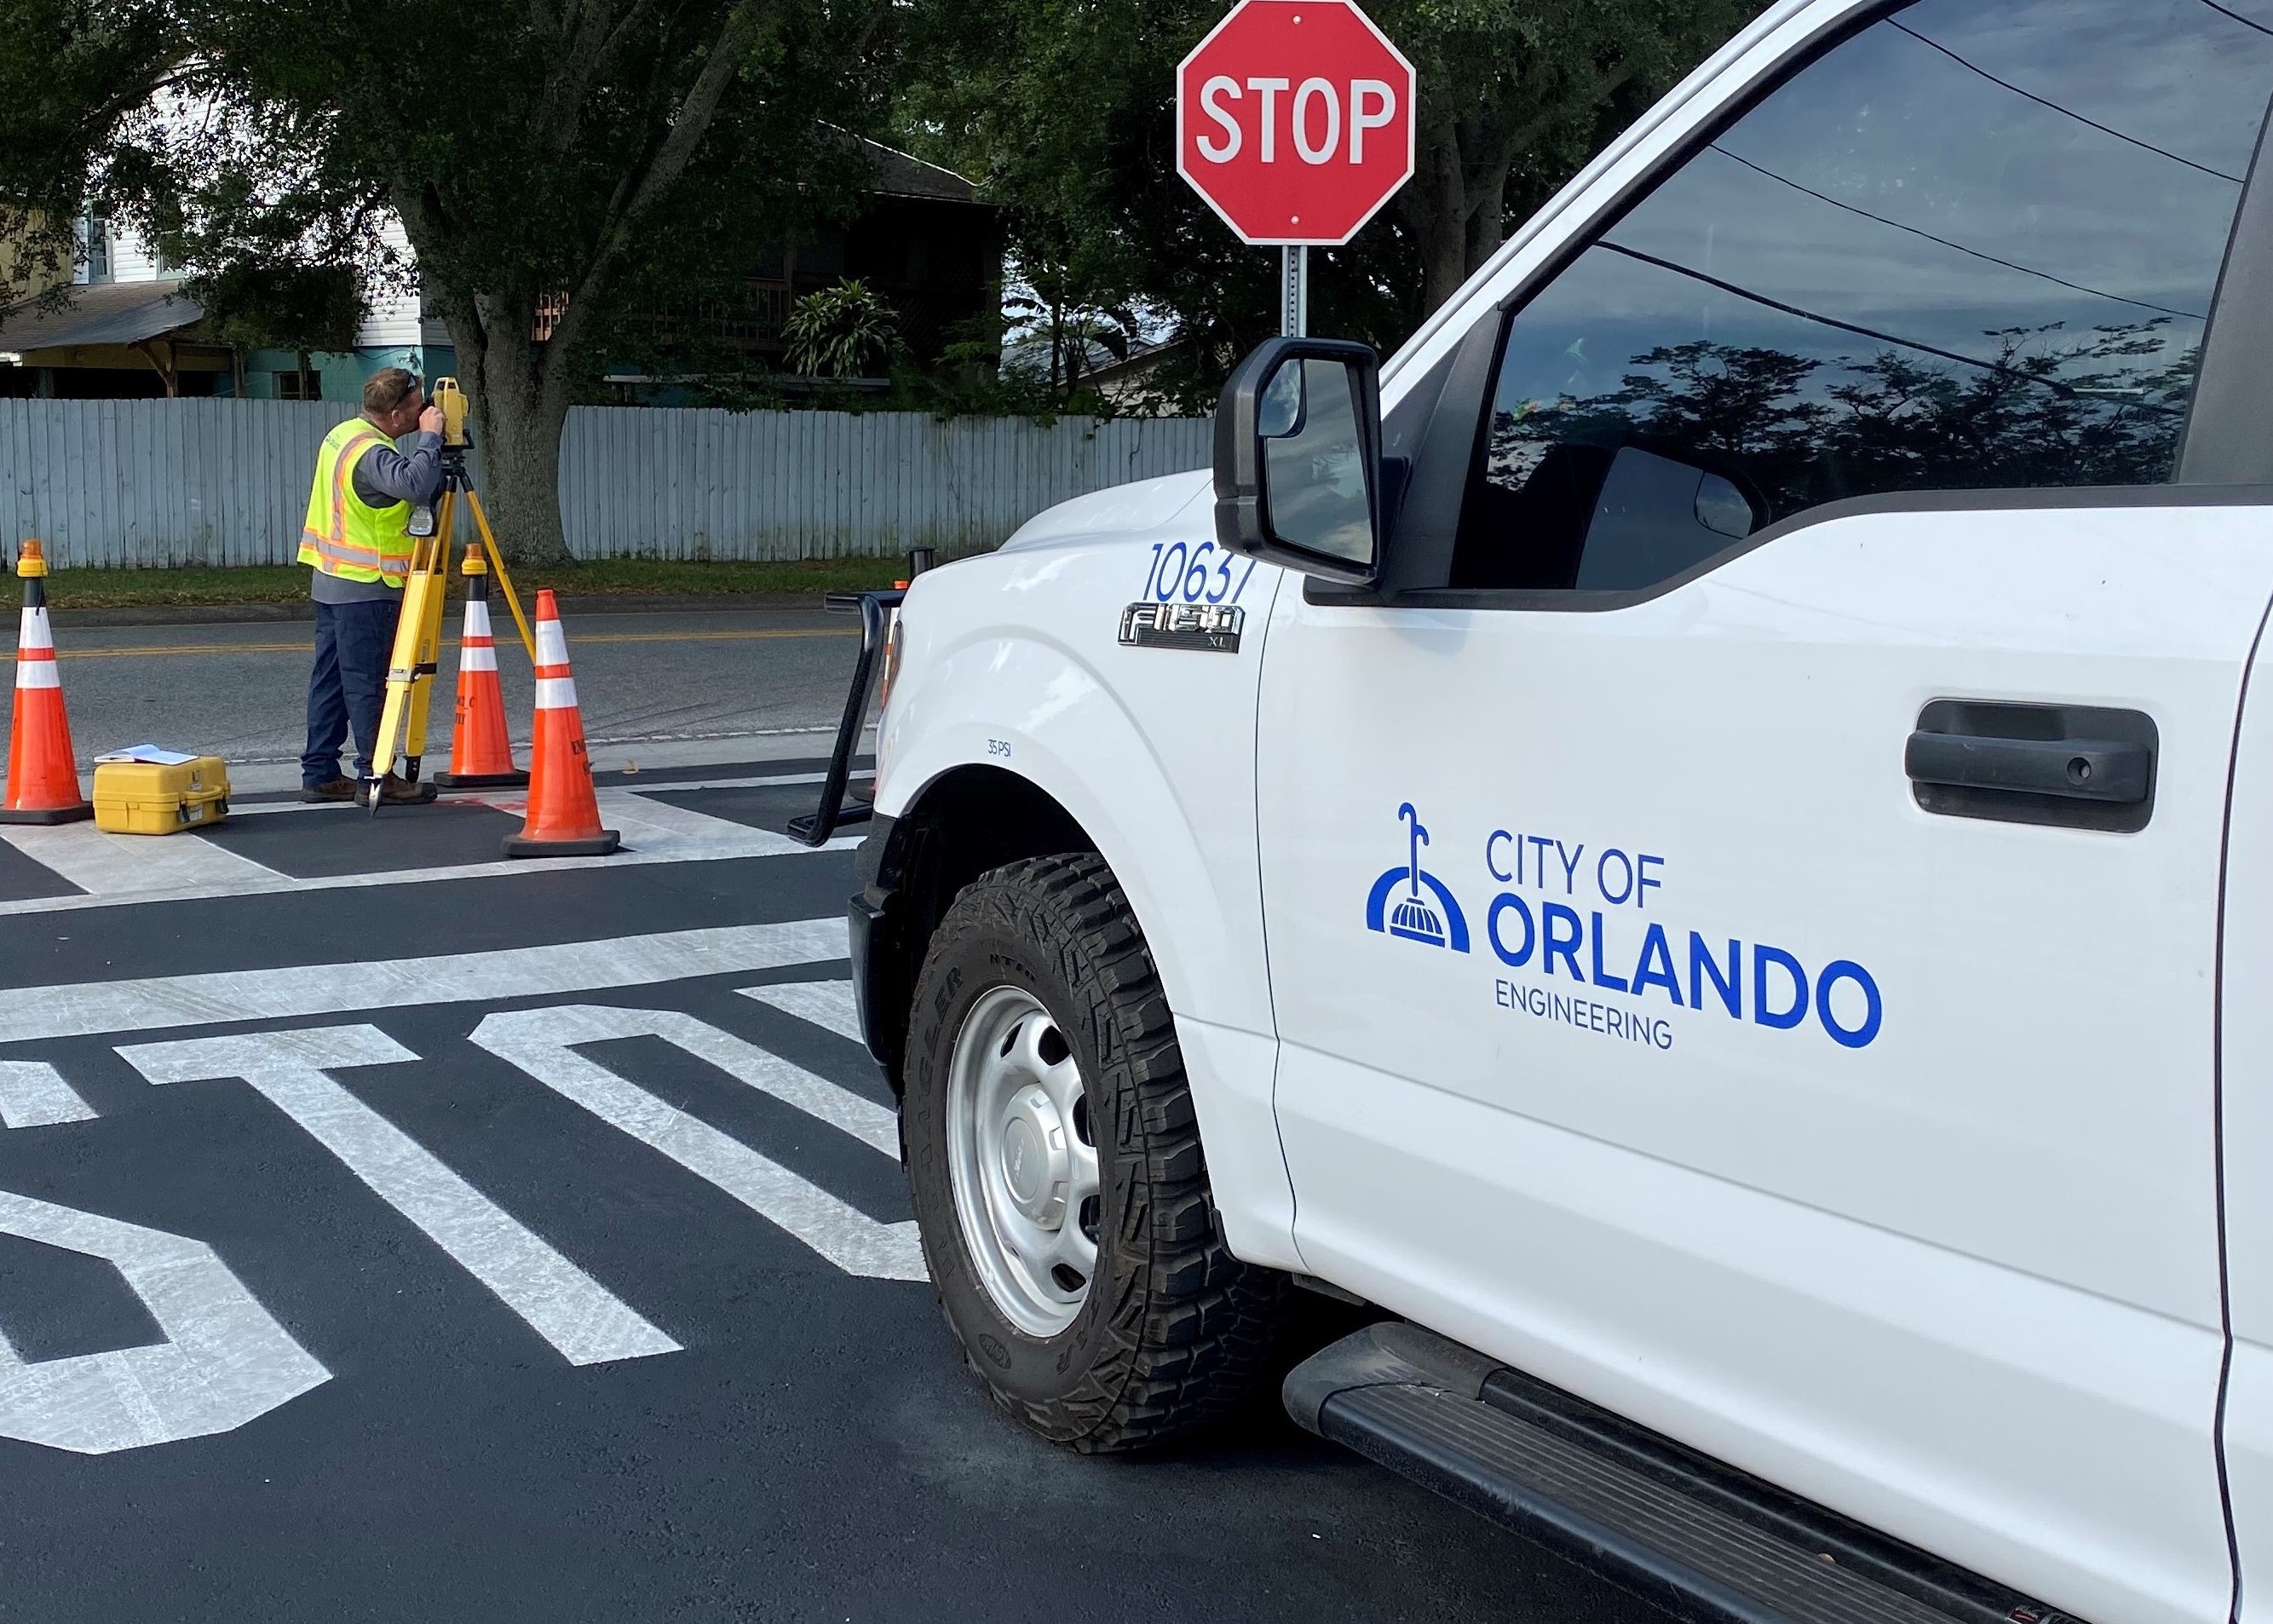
[20,627,859,660]
[578,629,860,645]
[43,642,314,659]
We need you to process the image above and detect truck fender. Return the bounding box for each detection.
[872,626,1302,1271]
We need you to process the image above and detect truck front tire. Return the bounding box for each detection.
[903,853,1287,1452]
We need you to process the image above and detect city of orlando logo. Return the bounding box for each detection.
[1365,803,1470,953]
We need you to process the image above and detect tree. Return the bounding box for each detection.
[187,262,366,397]
[1384,0,1755,314]
[900,0,1413,414]
[901,0,1758,408]
[1,0,893,563]
[0,0,182,301]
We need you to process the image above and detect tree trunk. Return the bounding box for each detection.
[1407,122,1474,316]
[480,380,572,568]
[441,297,573,568]
[1464,160,1513,283]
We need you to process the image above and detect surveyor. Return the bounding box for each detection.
[297,367,444,804]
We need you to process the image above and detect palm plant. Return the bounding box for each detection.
[783,279,901,378]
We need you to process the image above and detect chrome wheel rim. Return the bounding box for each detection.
[945,985,1100,1336]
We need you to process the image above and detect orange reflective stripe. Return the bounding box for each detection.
[306,534,411,574]
[325,429,388,548]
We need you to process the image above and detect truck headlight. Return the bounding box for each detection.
[878,610,905,716]
[873,610,905,786]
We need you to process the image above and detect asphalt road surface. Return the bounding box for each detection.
[35,608,864,790]
[0,619,1661,1622]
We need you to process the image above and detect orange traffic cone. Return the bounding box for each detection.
[434,545,527,790]
[0,541,91,825]
[503,590,619,858]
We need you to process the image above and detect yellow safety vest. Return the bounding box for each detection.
[299,418,414,586]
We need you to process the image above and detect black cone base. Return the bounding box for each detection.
[434,770,529,790]
[0,802,93,825]
[503,828,620,860]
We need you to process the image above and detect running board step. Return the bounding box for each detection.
[1284,1323,2086,1624]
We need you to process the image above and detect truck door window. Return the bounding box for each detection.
[1450,0,2273,593]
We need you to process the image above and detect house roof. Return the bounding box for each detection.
[857,137,981,204]
[0,279,204,354]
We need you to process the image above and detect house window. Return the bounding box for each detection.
[80,214,111,285]
[277,368,321,401]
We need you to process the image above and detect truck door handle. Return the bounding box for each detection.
[1905,734,2150,802]
[1907,701,2157,832]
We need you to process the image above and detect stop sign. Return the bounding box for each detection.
[1177,0,1415,246]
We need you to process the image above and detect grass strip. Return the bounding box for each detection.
[4,556,922,609]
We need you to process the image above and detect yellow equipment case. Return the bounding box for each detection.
[91,757,231,835]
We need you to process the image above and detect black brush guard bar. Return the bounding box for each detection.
[789,586,906,848]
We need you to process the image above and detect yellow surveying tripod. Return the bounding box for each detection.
[362,379,538,811]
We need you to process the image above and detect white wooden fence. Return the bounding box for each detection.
[0,399,1213,567]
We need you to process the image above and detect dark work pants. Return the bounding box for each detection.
[302,596,403,786]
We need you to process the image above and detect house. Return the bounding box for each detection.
[0,214,226,397]
[997,327,1186,412]
[0,279,228,398]
[0,211,426,400]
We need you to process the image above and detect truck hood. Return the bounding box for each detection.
[1000,469,1213,553]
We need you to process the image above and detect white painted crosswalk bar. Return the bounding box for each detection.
[0,820,284,896]
[0,1059,97,1126]
[470,1006,925,1282]
[116,1026,681,1368]
[500,1004,895,1154]
[738,980,865,1046]
[596,792,793,851]
[0,813,860,922]
[0,919,848,1045]
[0,1187,329,1454]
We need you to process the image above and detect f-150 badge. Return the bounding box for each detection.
[1119,602,1245,654]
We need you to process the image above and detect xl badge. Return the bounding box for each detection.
[1119,602,1244,654]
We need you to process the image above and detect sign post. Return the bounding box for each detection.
[1177,0,1416,338]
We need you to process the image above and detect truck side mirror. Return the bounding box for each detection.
[1212,337,1384,587]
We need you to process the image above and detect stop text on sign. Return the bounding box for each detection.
[1190,75,1402,167]
[1177,0,1416,246]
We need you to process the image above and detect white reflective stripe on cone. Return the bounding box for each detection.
[14,660,60,690]
[460,647,498,673]
[463,601,492,636]
[16,607,52,654]
[534,677,578,710]
[534,620,570,666]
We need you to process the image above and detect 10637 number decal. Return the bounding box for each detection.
[1144,540,1257,607]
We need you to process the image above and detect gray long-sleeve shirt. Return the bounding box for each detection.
[312,423,443,605]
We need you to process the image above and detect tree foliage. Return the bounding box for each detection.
[1386,0,1755,312]
[0,0,182,300]
[1,0,897,561]
[187,262,366,358]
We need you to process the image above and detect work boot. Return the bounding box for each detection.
[301,777,357,803]
[355,773,438,808]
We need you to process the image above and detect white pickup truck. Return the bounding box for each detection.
[834,1,2273,1619]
